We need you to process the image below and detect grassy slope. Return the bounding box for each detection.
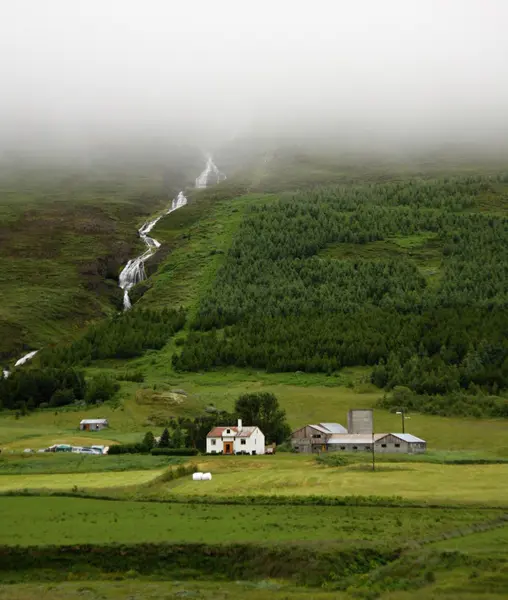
[0,154,201,361]
[3,149,508,453]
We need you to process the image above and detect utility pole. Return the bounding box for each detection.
[371,411,375,472]
[396,409,410,434]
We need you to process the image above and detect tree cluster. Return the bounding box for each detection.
[173,175,508,413]
[0,368,118,412]
[40,308,186,368]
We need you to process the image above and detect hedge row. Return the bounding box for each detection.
[0,542,399,585]
[107,445,200,456]
[150,448,199,456]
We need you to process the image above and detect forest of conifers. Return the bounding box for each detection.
[174,175,508,413]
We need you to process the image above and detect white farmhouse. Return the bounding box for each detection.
[206,419,265,455]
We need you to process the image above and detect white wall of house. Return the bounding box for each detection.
[206,425,265,455]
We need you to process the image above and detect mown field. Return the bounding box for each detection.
[156,455,508,506]
[0,469,161,492]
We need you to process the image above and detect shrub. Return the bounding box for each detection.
[117,371,145,383]
[49,388,75,408]
[85,374,119,405]
[316,454,350,467]
[107,443,147,455]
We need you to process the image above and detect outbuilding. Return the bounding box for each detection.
[375,433,426,454]
[290,422,348,453]
[79,419,109,431]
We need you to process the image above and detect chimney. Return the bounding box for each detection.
[237,419,242,431]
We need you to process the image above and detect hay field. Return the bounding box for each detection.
[168,456,508,506]
[0,469,161,492]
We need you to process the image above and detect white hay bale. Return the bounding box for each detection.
[192,472,203,481]
[202,472,212,481]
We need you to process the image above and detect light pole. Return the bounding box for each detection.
[371,411,375,472]
[395,409,410,434]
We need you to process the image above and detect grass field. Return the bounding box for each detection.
[155,455,508,506]
[0,496,495,546]
[0,469,161,492]
[0,581,347,600]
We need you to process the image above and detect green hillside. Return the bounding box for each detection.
[0,148,202,361]
[2,146,508,455]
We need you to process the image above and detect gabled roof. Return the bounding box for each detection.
[384,433,426,443]
[80,419,108,424]
[207,426,257,438]
[318,423,348,434]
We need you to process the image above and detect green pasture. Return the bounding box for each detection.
[161,455,508,506]
[0,581,345,600]
[0,496,498,546]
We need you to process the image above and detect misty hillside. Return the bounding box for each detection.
[1,140,507,422]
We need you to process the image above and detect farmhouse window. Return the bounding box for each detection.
[352,446,358,450]
[395,443,400,448]
[241,439,246,445]
[364,446,371,451]
[226,429,231,434]
[340,446,346,450]
[211,439,216,445]
[312,434,321,438]
[381,444,387,448]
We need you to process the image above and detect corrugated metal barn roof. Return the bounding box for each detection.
[388,433,426,443]
[318,422,348,434]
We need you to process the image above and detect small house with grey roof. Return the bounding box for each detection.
[206,419,265,455]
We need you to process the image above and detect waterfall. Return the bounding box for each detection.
[14,350,39,367]
[118,191,188,310]
[195,155,227,189]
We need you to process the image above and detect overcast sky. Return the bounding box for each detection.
[2,0,508,152]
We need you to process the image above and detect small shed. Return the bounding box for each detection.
[80,419,109,431]
[376,433,426,454]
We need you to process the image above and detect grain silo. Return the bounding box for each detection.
[347,409,373,434]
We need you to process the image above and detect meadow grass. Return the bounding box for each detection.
[0,469,161,492]
[0,581,346,600]
[160,455,508,506]
[431,522,508,555]
[0,496,498,546]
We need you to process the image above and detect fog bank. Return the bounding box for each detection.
[2,0,508,156]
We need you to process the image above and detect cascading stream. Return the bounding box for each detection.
[195,155,227,188]
[5,155,225,374]
[118,191,188,310]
